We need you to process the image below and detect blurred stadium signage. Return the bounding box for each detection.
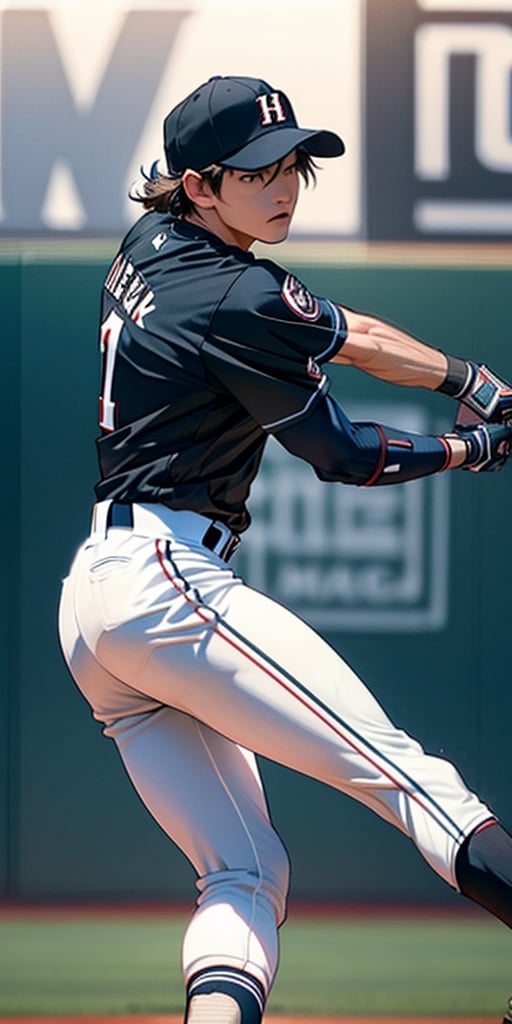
[236,405,450,632]
[0,1,360,237]
[366,0,512,240]
[1,0,511,239]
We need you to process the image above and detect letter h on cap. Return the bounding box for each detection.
[256,92,288,126]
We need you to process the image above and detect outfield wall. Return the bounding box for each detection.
[1,245,511,904]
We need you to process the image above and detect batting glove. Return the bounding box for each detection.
[448,361,512,423]
[449,421,512,473]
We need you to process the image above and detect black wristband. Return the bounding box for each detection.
[436,355,473,397]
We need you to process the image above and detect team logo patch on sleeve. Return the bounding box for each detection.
[282,273,320,321]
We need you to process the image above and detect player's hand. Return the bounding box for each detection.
[458,363,512,423]
[445,421,512,473]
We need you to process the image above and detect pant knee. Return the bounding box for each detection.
[201,828,290,924]
[184,854,290,993]
[197,845,290,927]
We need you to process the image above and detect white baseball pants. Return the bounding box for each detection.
[58,501,492,996]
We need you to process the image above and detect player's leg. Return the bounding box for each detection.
[206,579,512,926]
[97,538,511,925]
[59,562,287,1022]
[213,583,512,927]
[105,707,289,1021]
[59,524,512,934]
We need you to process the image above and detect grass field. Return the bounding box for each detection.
[0,906,509,1019]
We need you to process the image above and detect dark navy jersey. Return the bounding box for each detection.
[95,211,346,532]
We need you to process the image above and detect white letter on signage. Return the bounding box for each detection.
[415,22,512,179]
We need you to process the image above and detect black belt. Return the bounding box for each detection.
[107,503,134,529]
[106,503,240,562]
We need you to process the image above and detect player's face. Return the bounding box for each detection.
[212,152,301,249]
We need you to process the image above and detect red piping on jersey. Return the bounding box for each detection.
[154,540,467,842]
[389,439,413,449]
[363,423,387,487]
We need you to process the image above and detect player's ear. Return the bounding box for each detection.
[182,170,216,209]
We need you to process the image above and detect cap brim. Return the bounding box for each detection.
[221,127,344,170]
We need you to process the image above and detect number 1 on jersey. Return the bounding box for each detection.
[99,309,123,431]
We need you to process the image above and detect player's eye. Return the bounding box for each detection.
[239,172,261,184]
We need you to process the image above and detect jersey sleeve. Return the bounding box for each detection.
[202,261,347,431]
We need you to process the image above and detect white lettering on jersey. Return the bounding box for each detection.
[99,308,123,432]
[152,232,168,251]
[256,92,287,126]
[282,273,320,321]
[104,252,155,327]
[132,290,156,327]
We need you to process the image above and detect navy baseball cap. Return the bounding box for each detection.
[164,75,345,175]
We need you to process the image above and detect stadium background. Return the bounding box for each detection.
[1,5,512,1014]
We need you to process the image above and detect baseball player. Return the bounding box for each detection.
[58,76,512,1024]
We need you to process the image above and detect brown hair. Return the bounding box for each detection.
[130,149,318,217]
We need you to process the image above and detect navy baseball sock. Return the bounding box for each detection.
[455,820,512,927]
[185,966,265,1024]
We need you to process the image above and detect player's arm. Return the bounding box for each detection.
[332,306,512,422]
[331,308,446,388]
[275,394,512,483]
